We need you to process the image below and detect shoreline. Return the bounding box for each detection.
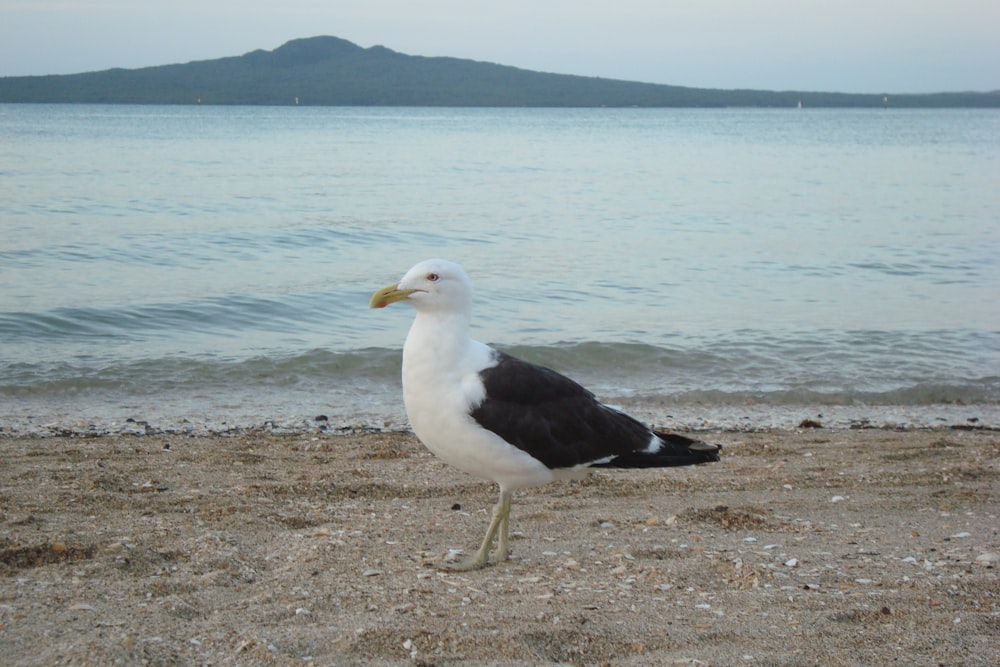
[2,401,998,439]
[1,427,998,664]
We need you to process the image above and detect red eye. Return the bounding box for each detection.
[427,273,440,282]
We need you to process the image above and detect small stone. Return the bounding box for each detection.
[362,568,383,577]
[974,552,999,567]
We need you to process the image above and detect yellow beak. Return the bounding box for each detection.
[369,283,417,309]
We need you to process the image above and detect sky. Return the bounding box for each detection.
[1,1,998,93]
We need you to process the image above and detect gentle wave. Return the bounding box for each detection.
[504,334,1000,402]
[0,222,440,270]
[0,294,339,341]
[0,348,400,397]
[3,337,996,406]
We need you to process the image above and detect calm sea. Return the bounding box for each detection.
[2,104,998,433]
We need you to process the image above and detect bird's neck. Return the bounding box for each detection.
[404,310,472,368]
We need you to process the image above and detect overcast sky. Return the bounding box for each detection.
[2,0,997,93]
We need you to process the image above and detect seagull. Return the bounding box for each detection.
[370,259,720,570]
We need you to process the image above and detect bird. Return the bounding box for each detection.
[370,258,720,570]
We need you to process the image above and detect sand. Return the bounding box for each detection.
[1,427,998,666]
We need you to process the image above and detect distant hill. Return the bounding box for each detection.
[1,36,997,107]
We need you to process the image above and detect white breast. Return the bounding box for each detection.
[401,318,553,490]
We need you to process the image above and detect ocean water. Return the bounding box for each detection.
[1,104,998,433]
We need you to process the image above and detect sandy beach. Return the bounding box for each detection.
[1,426,998,666]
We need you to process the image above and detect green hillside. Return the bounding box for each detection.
[1,36,997,107]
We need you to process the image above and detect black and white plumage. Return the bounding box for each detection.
[370,259,720,570]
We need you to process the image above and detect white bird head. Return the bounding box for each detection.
[370,258,473,315]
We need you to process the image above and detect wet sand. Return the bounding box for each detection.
[1,428,998,665]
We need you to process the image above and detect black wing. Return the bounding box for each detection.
[469,351,661,469]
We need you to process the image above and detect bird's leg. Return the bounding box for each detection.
[491,491,512,563]
[446,489,512,571]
